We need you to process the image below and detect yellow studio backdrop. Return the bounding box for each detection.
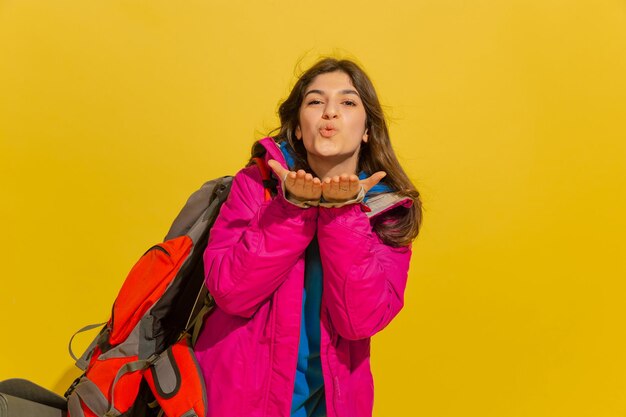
[1,0,625,416]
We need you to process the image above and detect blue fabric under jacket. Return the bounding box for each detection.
[279,141,391,417]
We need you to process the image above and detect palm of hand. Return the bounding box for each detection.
[321,174,361,202]
[268,159,321,201]
[268,160,386,203]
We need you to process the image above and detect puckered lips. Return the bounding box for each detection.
[319,124,337,138]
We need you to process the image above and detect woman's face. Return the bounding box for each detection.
[295,71,368,170]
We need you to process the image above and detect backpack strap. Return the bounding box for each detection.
[252,157,277,201]
[68,322,107,369]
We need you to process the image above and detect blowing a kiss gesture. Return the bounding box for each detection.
[266,70,388,204]
[192,58,422,417]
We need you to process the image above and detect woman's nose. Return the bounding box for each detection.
[322,103,339,119]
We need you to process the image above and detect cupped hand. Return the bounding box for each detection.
[321,171,387,203]
[268,159,322,202]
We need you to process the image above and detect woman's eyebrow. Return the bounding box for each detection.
[304,89,360,97]
[340,89,360,96]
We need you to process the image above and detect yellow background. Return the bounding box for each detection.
[1,1,625,416]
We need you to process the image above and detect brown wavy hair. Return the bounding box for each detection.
[253,57,422,246]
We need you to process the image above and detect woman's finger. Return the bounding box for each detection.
[267,159,288,182]
[332,176,341,194]
[338,174,349,193]
[349,175,360,192]
[295,170,307,192]
[286,170,297,187]
[304,173,313,193]
[360,171,387,193]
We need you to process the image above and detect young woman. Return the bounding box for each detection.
[193,58,423,417]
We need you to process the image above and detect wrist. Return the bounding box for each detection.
[281,182,320,208]
[285,192,320,208]
[319,186,365,208]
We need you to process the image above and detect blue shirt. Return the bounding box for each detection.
[291,235,326,417]
[280,140,392,417]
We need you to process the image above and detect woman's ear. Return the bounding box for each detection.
[295,125,302,140]
[362,128,369,143]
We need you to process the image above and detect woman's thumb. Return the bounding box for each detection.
[361,171,387,193]
[267,159,287,180]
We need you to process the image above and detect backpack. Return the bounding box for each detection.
[64,157,276,417]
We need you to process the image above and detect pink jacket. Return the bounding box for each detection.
[194,137,413,417]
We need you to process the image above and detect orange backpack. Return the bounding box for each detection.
[65,158,275,417]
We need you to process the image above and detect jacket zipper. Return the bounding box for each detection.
[261,293,277,417]
[322,304,342,416]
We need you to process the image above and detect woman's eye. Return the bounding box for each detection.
[307,99,322,105]
[343,100,357,106]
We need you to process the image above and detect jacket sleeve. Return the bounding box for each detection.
[203,165,318,318]
[317,204,412,340]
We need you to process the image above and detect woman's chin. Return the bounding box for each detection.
[308,148,341,160]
